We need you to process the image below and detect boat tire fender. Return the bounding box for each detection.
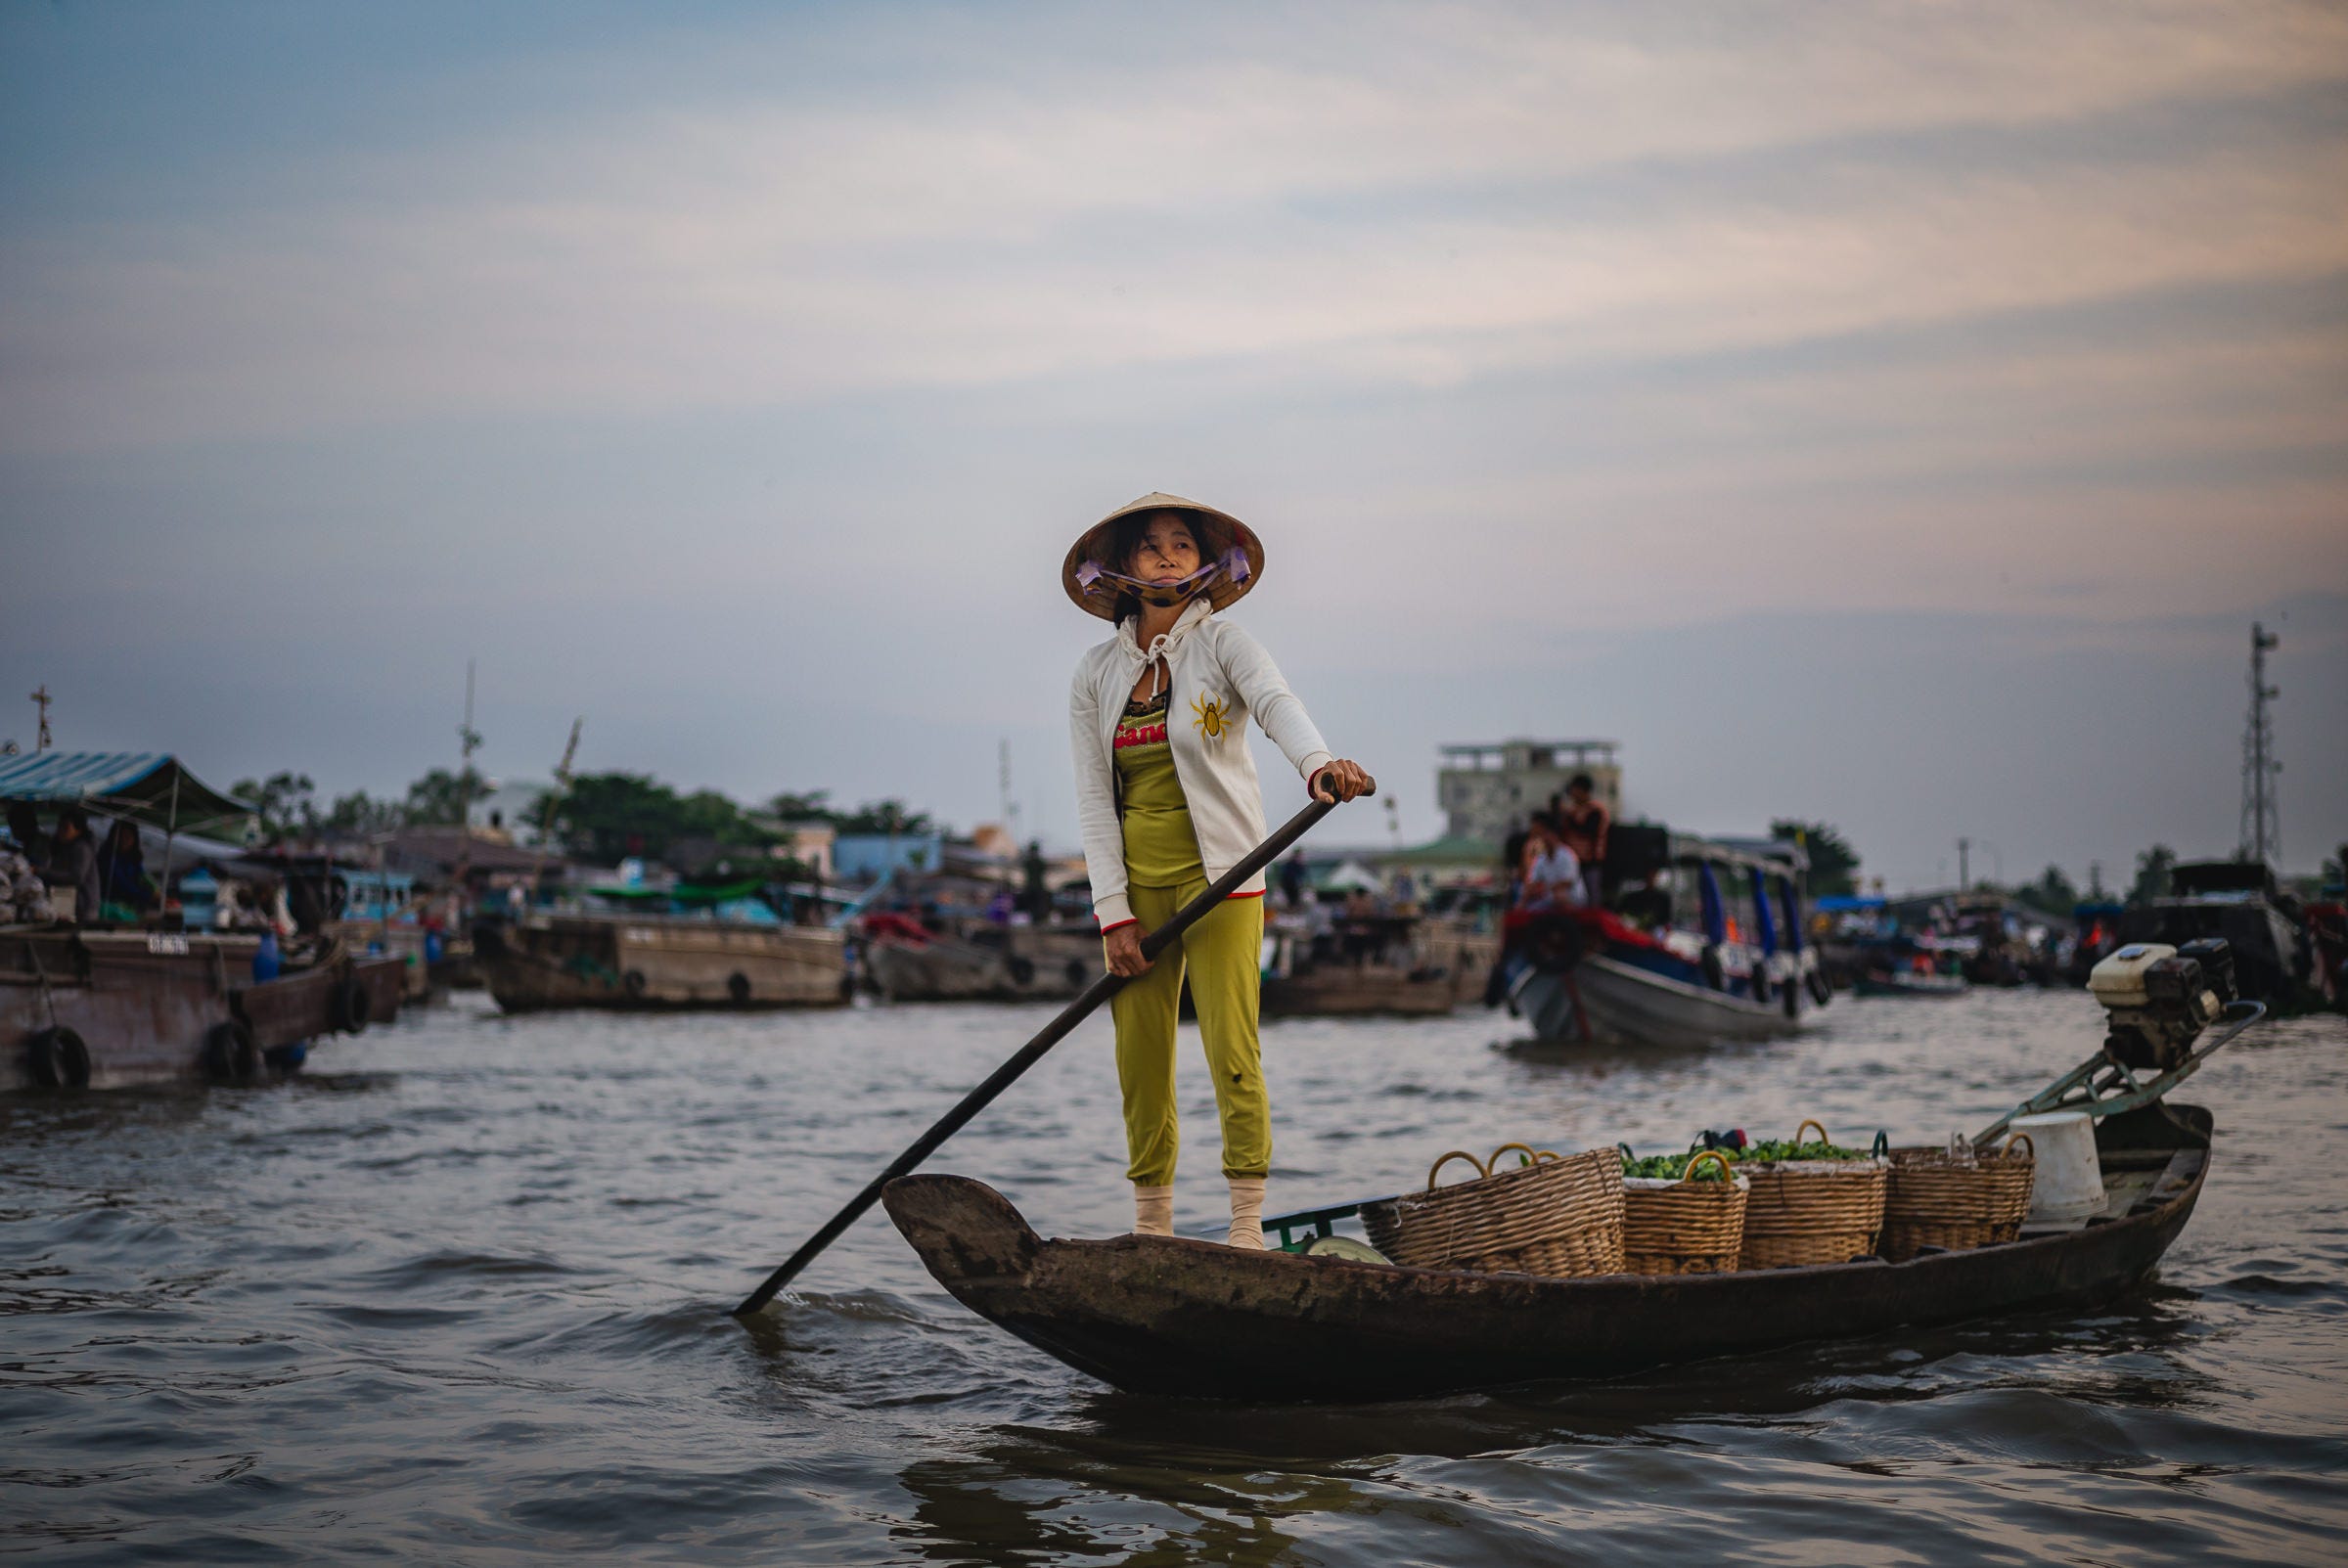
[1699,945,1726,991]
[1806,967,1834,1008]
[727,971,752,1005]
[1064,958,1090,989]
[328,976,371,1035]
[1782,971,1801,1018]
[203,1020,261,1084]
[622,969,648,999]
[25,1026,92,1090]
[1006,956,1036,988]
[1750,966,1775,1005]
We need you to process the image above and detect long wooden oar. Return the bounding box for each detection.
[732,770,1373,1317]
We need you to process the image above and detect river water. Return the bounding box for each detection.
[4,985,2345,1564]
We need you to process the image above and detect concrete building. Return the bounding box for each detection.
[833,830,946,883]
[1437,739,1621,841]
[467,778,554,847]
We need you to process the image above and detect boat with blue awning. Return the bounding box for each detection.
[1492,829,1828,1049]
[3,750,405,1091]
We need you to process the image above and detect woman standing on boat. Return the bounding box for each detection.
[1065,493,1372,1247]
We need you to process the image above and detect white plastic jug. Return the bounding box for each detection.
[2011,1111,2105,1223]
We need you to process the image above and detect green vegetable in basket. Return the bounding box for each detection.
[1741,1137,1866,1164]
[1618,1149,1734,1182]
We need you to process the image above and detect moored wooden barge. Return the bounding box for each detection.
[474,911,848,1012]
[1259,914,1460,1018]
[3,927,404,1092]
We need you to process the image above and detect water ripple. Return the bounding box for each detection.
[0,991,2341,1563]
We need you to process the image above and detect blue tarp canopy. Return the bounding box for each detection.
[1813,894,1886,912]
[1697,862,1728,946]
[0,751,253,835]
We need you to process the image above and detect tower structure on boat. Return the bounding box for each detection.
[2238,622,2280,867]
[1436,739,1619,842]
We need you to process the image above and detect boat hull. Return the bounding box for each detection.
[1261,967,1457,1017]
[882,1102,2210,1403]
[474,915,847,1012]
[867,928,1102,1004]
[1854,973,1969,999]
[3,928,403,1091]
[867,937,1013,1002]
[1514,954,1800,1048]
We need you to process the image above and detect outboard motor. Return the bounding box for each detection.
[2088,938,2235,1071]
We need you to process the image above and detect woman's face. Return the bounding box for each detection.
[1125,513,1200,585]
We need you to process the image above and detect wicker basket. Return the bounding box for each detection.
[1880,1133,2037,1262]
[1363,1142,1625,1277]
[1736,1120,1890,1270]
[1622,1148,1748,1275]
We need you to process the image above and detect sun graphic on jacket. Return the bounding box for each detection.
[1191,694,1230,739]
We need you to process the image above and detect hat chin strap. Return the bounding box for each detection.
[1077,546,1249,610]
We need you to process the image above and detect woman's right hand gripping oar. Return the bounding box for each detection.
[1104,924,1151,977]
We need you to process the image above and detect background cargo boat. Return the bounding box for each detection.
[863,918,1006,1002]
[1,747,404,1089]
[4,927,402,1091]
[1853,964,1969,999]
[2117,858,2337,1011]
[473,910,847,1011]
[863,916,1101,1003]
[1850,932,1971,998]
[1259,913,1458,1017]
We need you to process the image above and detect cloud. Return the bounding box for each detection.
[5,1,2346,454]
[4,1,2345,879]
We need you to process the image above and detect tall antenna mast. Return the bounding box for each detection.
[528,718,584,905]
[30,686,53,752]
[998,739,1015,830]
[457,659,483,826]
[2239,622,2280,866]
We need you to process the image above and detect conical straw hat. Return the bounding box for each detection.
[1061,492,1265,620]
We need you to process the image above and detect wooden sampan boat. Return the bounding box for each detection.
[883,1002,2262,1403]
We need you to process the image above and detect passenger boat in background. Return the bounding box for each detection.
[1496,830,1827,1049]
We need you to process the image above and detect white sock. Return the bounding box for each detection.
[1227,1177,1267,1249]
[1132,1184,1174,1236]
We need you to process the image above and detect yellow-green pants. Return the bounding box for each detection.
[1108,879,1269,1186]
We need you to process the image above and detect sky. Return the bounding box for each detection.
[2,0,2343,892]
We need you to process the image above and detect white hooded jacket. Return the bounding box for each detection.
[1069,597,1333,931]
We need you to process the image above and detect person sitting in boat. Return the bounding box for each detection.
[1516,815,1586,912]
[6,802,48,863]
[46,806,104,926]
[1279,851,1310,911]
[1555,774,1610,908]
[1500,820,1531,905]
[97,819,158,916]
[1065,492,1371,1248]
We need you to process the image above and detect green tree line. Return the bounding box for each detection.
[233,767,938,870]
[232,768,492,842]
